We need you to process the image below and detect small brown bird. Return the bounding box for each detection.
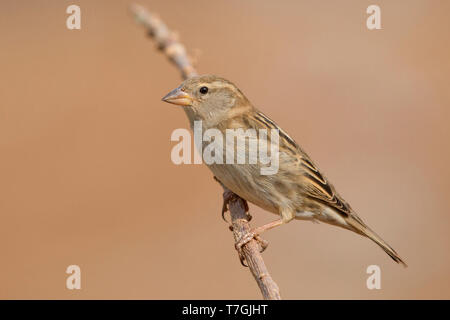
[162,75,406,267]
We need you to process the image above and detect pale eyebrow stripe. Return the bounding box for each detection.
[200,81,244,98]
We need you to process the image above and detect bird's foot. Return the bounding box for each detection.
[235,231,269,266]
[233,218,285,265]
[215,177,251,224]
[221,189,234,223]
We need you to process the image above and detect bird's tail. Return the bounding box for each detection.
[346,217,407,268]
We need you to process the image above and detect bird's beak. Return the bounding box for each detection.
[161,87,193,106]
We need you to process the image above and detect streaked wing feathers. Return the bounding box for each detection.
[231,109,353,217]
[300,154,352,217]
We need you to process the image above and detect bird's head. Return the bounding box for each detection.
[162,75,250,123]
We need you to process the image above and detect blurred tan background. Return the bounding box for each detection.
[1,0,449,299]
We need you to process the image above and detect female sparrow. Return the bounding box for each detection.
[162,75,406,267]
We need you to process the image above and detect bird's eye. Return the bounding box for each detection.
[199,86,208,94]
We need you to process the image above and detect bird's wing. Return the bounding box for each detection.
[298,152,353,217]
[238,110,407,266]
[252,111,353,217]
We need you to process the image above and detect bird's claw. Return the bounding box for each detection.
[220,189,252,223]
[214,177,233,223]
[215,176,262,266]
[234,231,269,267]
[215,176,252,223]
[221,189,234,223]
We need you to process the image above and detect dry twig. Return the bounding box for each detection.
[130,3,281,300]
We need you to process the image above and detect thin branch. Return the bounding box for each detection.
[218,182,281,300]
[130,3,197,80]
[130,3,281,300]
